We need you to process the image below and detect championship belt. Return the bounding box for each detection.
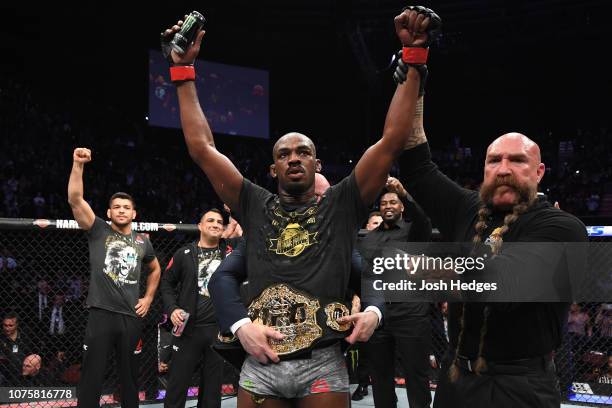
[249,284,323,354]
[215,284,352,368]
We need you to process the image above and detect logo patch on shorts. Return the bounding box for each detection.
[310,378,330,393]
[242,379,256,390]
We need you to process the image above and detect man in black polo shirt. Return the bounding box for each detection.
[161,209,240,408]
[389,54,588,408]
[68,148,161,408]
[359,177,432,408]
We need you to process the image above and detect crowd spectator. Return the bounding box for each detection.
[594,304,612,353]
[2,79,611,223]
[567,303,591,361]
[1,73,611,399]
[0,312,36,384]
[597,356,612,385]
[0,249,17,273]
[17,353,50,386]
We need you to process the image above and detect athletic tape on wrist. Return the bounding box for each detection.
[170,65,195,82]
[402,47,429,64]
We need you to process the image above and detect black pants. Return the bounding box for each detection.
[141,322,160,399]
[355,344,370,386]
[366,305,432,408]
[77,308,142,408]
[164,324,223,408]
[433,352,560,408]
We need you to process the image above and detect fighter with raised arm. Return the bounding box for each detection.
[68,148,161,408]
[160,6,432,407]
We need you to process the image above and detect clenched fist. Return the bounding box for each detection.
[386,176,408,198]
[73,148,91,164]
[394,9,431,47]
[394,6,441,47]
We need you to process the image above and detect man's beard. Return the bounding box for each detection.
[283,178,312,196]
[479,175,536,211]
[383,212,401,226]
[112,218,132,228]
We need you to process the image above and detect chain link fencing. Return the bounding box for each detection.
[0,218,610,406]
[0,217,239,407]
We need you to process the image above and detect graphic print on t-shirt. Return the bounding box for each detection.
[267,203,319,257]
[103,235,139,286]
[197,248,222,297]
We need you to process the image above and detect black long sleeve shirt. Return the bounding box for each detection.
[399,142,587,360]
[358,200,433,317]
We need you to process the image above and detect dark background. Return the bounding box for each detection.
[2,0,610,150]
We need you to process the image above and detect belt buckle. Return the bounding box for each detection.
[248,284,322,355]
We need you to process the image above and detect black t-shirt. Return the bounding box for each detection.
[399,143,588,360]
[235,172,369,302]
[195,246,223,326]
[86,217,156,317]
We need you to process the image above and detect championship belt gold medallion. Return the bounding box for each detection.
[248,284,322,355]
[324,302,351,332]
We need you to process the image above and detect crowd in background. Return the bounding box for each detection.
[1,76,611,394]
[2,79,611,224]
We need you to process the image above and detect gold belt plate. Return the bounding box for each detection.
[248,284,322,355]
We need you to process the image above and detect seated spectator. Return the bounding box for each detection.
[17,354,50,386]
[365,211,383,231]
[597,356,612,385]
[45,293,68,336]
[66,275,82,301]
[0,248,17,272]
[587,193,600,213]
[36,279,51,321]
[39,293,80,369]
[0,312,35,384]
[594,303,612,352]
[568,303,591,337]
[568,303,591,357]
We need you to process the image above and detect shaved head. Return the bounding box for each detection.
[273,132,316,159]
[270,132,321,198]
[481,132,545,211]
[22,354,41,376]
[487,132,541,163]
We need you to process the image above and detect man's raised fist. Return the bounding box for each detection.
[394,6,441,48]
[73,148,92,164]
